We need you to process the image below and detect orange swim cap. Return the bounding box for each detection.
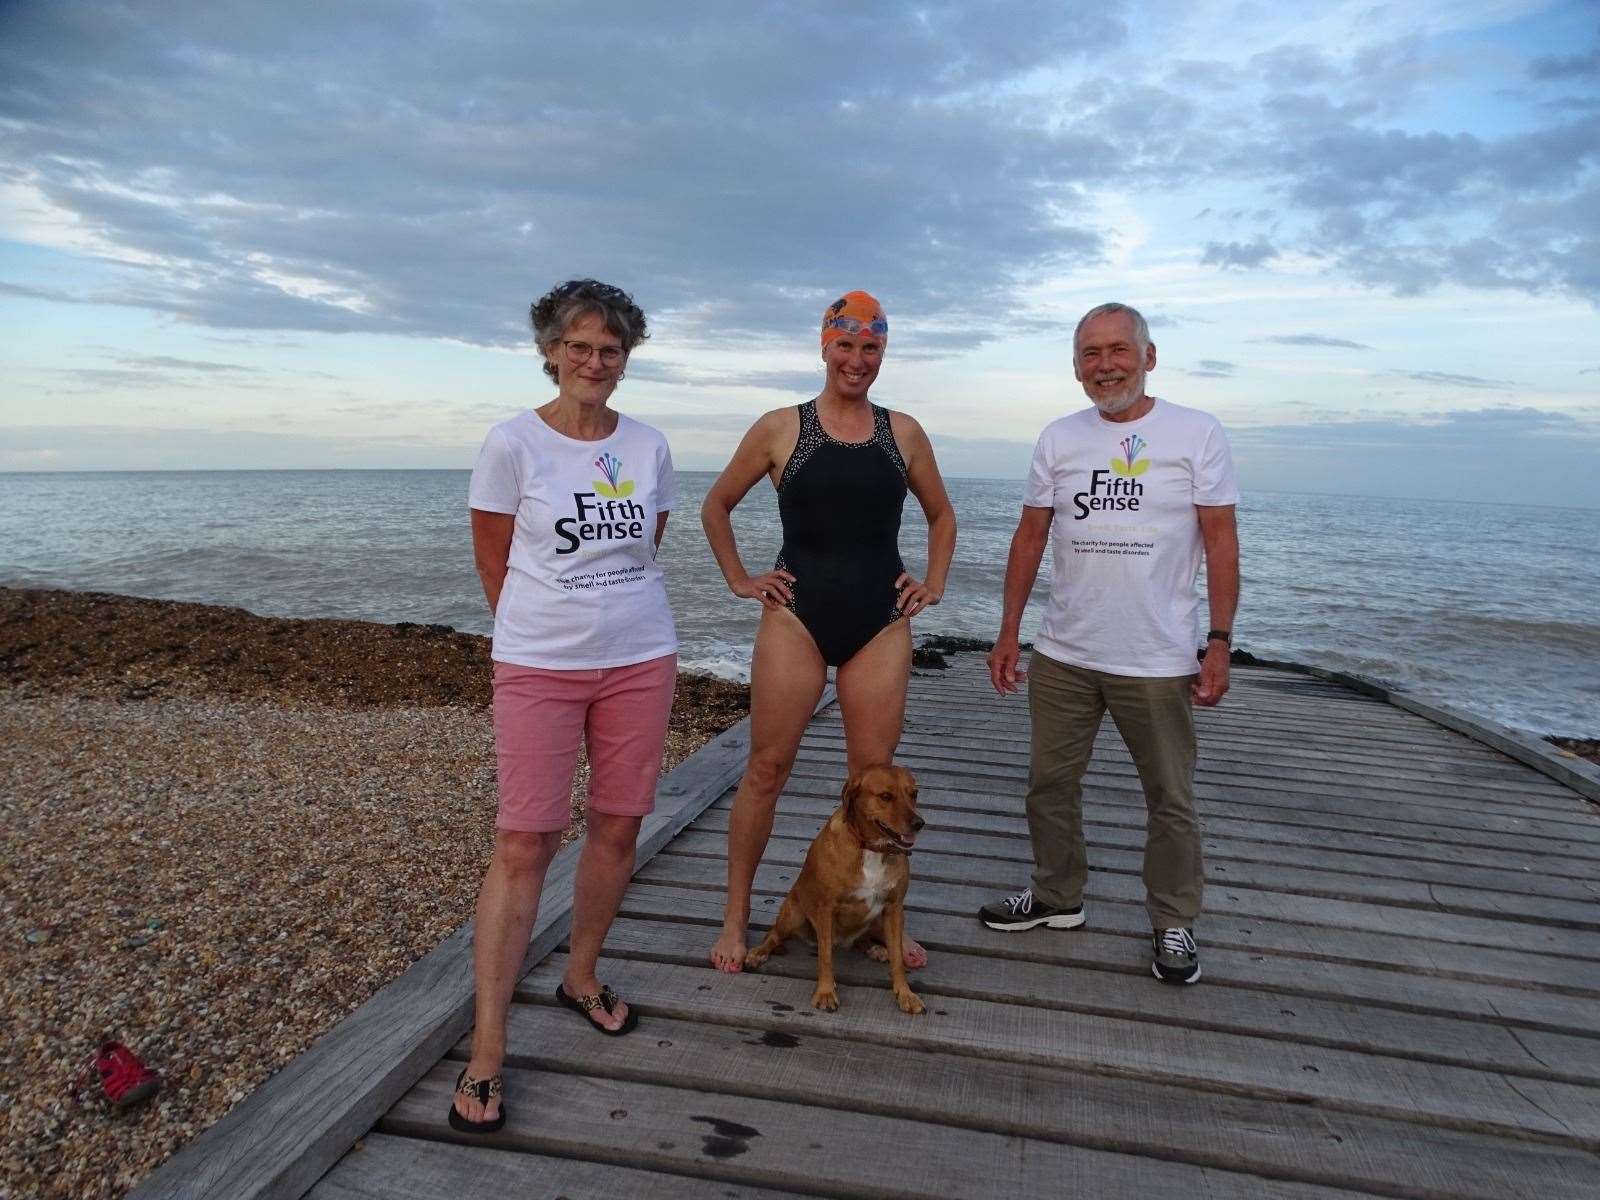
[821,290,888,348]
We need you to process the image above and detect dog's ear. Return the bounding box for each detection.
[840,772,861,816]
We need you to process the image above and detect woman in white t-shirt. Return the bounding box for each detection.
[452,279,677,1134]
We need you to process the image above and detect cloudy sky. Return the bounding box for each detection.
[2,0,1597,505]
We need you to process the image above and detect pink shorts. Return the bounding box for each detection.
[492,653,678,833]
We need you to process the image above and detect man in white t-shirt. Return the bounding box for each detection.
[980,302,1240,985]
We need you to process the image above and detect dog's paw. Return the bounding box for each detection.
[743,948,769,971]
[811,986,839,1012]
[896,988,926,1016]
[859,941,890,963]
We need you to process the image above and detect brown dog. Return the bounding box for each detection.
[744,763,926,1015]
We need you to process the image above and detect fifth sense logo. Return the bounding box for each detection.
[1073,434,1148,519]
[555,452,647,554]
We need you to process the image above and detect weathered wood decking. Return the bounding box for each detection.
[151,656,1600,1199]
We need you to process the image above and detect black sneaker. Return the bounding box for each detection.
[1151,927,1201,984]
[978,888,1085,931]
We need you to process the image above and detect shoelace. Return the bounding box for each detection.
[1156,928,1196,956]
[1005,889,1034,915]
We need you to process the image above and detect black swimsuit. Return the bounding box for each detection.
[774,399,908,667]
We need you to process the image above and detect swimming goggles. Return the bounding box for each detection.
[823,315,888,336]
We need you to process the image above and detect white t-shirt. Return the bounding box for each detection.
[469,410,678,670]
[1024,397,1238,677]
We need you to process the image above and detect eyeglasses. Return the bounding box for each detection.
[561,339,626,367]
[824,315,888,337]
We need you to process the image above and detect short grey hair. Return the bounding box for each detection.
[1074,302,1150,353]
[529,279,649,382]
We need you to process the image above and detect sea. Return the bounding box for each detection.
[2,470,1596,737]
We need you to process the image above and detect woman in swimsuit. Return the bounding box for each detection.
[703,290,957,972]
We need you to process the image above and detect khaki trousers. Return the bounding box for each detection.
[1025,650,1202,928]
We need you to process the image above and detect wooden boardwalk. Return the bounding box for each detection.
[151,655,1600,1199]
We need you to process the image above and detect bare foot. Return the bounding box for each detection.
[453,1056,503,1125]
[709,924,747,973]
[903,935,929,970]
[860,936,930,970]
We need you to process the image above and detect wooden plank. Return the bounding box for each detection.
[309,1133,813,1199]
[842,725,1588,804]
[435,1004,1600,1200]
[711,788,1600,904]
[786,758,1600,859]
[126,688,833,1200]
[683,810,1600,928]
[635,855,1600,996]
[812,732,1600,825]
[1390,690,1600,804]
[903,687,1423,728]
[905,678,1415,721]
[927,713,1552,767]
[890,714,1568,780]
[511,956,1600,1146]
[894,698,1544,767]
[870,721,1587,803]
[617,882,1600,1037]
[663,826,1600,957]
[903,691,1562,761]
[773,774,1600,882]
[798,747,1600,843]
[1188,655,1600,803]
[384,1057,1388,1200]
[589,912,1600,1083]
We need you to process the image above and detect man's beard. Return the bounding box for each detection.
[1089,373,1144,415]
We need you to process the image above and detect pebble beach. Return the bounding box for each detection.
[0,587,749,1200]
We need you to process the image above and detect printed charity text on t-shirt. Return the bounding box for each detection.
[1072,433,1151,519]
[554,450,648,554]
[554,492,646,555]
[557,564,649,592]
[1073,526,1155,559]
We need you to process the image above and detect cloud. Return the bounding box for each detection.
[623,360,823,394]
[0,279,87,303]
[1201,238,1279,270]
[1530,46,1600,82]
[1257,334,1372,349]
[1235,405,1590,446]
[48,368,197,391]
[1144,313,1214,328]
[0,1,1127,349]
[0,1,1595,363]
[1184,358,1236,378]
[113,354,259,374]
[1405,371,1511,390]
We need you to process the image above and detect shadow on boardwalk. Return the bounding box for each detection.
[137,655,1600,1200]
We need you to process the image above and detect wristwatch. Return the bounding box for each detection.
[1206,630,1232,646]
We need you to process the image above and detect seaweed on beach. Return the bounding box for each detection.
[918,634,998,654]
[0,587,750,731]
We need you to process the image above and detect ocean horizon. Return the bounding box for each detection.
[3,468,1596,738]
[7,468,1599,515]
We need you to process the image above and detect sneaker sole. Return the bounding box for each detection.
[981,911,1086,932]
[1151,961,1201,985]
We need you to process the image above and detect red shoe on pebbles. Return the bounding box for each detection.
[92,1040,160,1108]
